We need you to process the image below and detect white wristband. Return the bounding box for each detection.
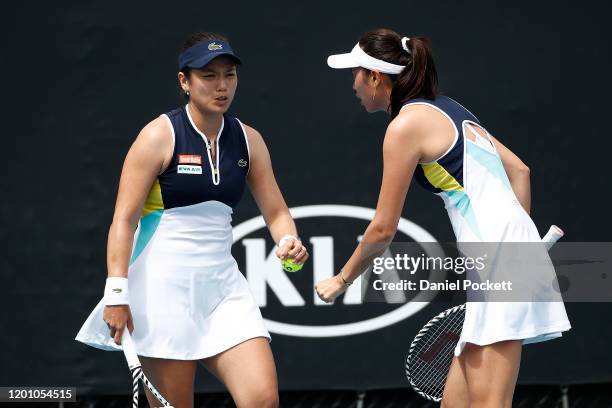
[278,234,299,248]
[104,277,130,306]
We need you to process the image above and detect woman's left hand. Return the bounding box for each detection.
[276,237,309,264]
[314,275,347,303]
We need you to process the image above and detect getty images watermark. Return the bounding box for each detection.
[360,242,612,303]
[371,252,515,292]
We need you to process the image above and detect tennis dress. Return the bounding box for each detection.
[75,105,270,359]
[405,96,571,356]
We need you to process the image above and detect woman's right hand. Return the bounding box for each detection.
[103,305,134,345]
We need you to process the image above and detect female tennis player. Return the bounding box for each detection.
[76,32,307,408]
[314,28,570,407]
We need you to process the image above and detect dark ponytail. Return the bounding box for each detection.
[359,29,438,118]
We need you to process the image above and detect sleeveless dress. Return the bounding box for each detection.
[75,105,270,359]
[405,96,571,356]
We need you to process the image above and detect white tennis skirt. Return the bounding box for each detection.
[76,201,270,359]
[76,258,270,360]
[451,210,571,356]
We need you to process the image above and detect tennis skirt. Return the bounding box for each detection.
[452,211,571,356]
[76,259,270,360]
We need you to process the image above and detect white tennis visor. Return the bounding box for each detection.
[327,43,406,74]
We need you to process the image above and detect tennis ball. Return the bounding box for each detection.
[281,258,303,272]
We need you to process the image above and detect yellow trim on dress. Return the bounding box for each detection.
[142,179,164,216]
[421,162,464,192]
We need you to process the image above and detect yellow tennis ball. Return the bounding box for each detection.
[281,258,303,272]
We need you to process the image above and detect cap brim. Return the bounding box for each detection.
[327,52,359,69]
[186,52,242,69]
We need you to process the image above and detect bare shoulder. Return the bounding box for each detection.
[240,122,272,177]
[240,122,267,150]
[135,115,173,149]
[126,115,174,173]
[384,109,426,147]
[393,104,438,132]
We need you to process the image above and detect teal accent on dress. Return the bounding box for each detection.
[445,190,483,240]
[129,210,163,265]
[466,141,512,190]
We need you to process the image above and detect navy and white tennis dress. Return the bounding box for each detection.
[76,105,270,359]
[405,96,571,356]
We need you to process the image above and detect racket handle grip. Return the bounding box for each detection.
[542,225,564,250]
[121,329,141,369]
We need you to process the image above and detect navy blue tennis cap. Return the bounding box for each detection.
[178,39,242,70]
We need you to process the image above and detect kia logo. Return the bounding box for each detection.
[232,205,444,338]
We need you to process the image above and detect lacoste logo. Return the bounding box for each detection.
[208,42,223,51]
[112,289,122,293]
[238,159,248,167]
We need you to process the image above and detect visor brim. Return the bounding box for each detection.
[182,52,242,70]
[327,53,359,69]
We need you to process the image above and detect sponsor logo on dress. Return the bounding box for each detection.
[178,154,202,164]
[178,165,203,174]
[208,42,223,51]
[238,159,248,167]
[112,289,122,293]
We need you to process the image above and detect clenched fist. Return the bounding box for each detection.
[314,275,348,303]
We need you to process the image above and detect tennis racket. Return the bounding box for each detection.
[405,225,564,401]
[121,329,174,408]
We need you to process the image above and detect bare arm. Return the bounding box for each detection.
[315,116,422,301]
[489,134,531,214]
[104,116,172,344]
[341,117,421,281]
[245,124,308,263]
[107,117,173,278]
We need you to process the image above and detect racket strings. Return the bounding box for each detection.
[425,314,463,394]
[418,311,464,397]
[419,313,463,394]
[407,307,465,400]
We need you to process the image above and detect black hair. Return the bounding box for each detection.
[358,28,438,118]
